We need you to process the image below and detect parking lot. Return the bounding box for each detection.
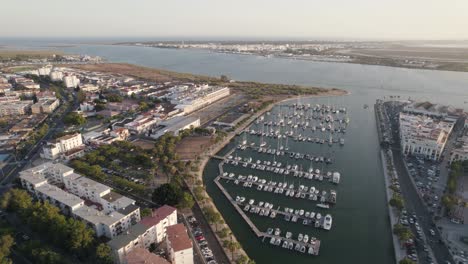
[185,214,218,264]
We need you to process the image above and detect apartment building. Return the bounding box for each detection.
[166,224,193,264]
[124,247,170,264]
[31,98,60,114]
[108,205,178,264]
[0,100,33,116]
[399,112,455,161]
[64,75,80,88]
[19,163,140,239]
[50,71,64,81]
[41,133,84,160]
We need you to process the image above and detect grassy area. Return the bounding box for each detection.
[68,63,217,83]
[0,50,61,60]
[68,63,345,99]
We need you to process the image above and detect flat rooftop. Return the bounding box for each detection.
[65,173,110,194]
[74,205,126,226]
[107,223,148,250]
[35,183,83,209]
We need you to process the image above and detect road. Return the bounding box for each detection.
[0,81,77,186]
[385,102,454,264]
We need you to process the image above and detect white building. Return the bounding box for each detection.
[124,116,159,134]
[108,205,177,264]
[151,116,200,139]
[50,71,64,81]
[171,87,230,114]
[41,133,84,160]
[64,75,80,88]
[19,163,140,239]
[166,224,193,264]
[38,66,52,76]
[80,84,99,92]
[399,112,455,161]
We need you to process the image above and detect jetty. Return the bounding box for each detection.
[214,176,321,255]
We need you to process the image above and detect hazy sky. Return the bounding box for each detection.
[2,0,468,40]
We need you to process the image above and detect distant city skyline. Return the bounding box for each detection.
[2,0,468,40]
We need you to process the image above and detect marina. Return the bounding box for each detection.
[212,101,351,258]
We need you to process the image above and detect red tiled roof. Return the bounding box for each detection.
[166,224,192,252]
[125,248,170,264]
[140,205,176,228]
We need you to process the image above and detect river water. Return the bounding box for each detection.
[4,40,468,263]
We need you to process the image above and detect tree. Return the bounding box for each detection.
[65,218,95,251]
[152,183,183,206]
[178,192,195,209]
[217,227,230,239]
[389,194,404,211]
[95,243,113,264]
[0,235,14,263]
[223,240,240,260]
[64,112,86,126]
[399,258,416,264]
[140,208,152,218]
[0,189,32,212]
[204,206,222,230]
[393,224,413,241]
[77,90,86,103]
[236,254,255,264]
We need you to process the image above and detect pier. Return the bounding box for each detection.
[214,176,321,255]
[218,174,336,204]
[224,157,340,185]
[214,176,262,237]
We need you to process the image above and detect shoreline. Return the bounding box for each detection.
[114,44,468,74]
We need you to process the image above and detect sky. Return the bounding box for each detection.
[2,0,468,40]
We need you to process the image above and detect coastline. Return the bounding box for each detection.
[114,44,468,74]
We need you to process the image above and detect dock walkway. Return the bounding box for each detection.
[214,176,262,237]
[214,176,321,255]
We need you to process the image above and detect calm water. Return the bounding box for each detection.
[4,39,468,263]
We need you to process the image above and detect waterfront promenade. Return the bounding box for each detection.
[380,149,407,262]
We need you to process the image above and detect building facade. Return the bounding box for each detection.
[41,133,84,160]
[399,112,455,161]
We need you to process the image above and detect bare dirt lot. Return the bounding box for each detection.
[175,136,213,161]
[131,138,156,150]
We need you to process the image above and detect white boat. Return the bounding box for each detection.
[274,228,281,236]
[317,203,330,209]
[298,233,303,242]
[332,172,341,184]
[303,234,309,243]
[323,214,333,230]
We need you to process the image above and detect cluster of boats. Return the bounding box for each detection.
[238,198,333,231]
[237,144,334,164]
[240,199,277,218]
[222,173,336,204]
[266,227,320,255]
[224,156,341,184]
